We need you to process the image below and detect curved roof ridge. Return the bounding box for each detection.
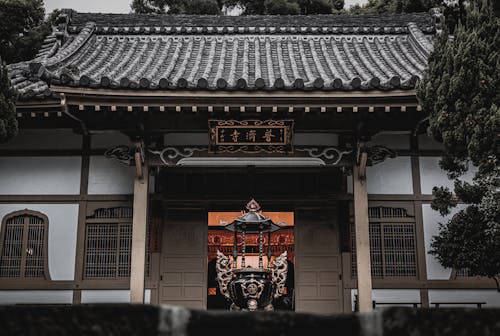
[65,10,437,35]
[45,22,96,69]
[407,22,433,59]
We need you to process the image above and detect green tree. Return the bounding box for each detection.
[349,1,500,32]
[297,0,332,14]
[265,0,300,15]
[227,0,343,15]
[351,0,436,13]
[417,1,500,289]
[131,0,222,14]
[0,0,48,64]
[0,58,18,143]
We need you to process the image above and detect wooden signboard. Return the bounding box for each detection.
[208,119,294,153]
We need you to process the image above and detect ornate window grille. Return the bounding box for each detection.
[351,206,417,278]
[84,207,151,279]
[0,210,50,279]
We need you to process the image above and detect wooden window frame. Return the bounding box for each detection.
[0,210,51,281]
[83,204,151,281]
[350,203,418,279]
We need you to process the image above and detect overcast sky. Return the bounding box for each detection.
[44,0,368,14]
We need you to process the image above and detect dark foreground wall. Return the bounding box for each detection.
[0,305,498,336]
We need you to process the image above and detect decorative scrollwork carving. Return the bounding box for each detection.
[104,145,134,165]
[272,251,288,299]
[367,145,397,165]
[211,145,287,154]
[148,147,205,165]
[296,147,352,166]
[216,251,232,300]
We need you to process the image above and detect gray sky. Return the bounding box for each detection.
[44,0,368,14]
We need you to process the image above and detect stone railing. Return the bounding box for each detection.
[0,305,498,336]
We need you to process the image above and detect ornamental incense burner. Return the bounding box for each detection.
[216,199,288,311]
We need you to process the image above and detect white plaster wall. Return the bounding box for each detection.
[0,290,73,304]
[419,157,476,195]
[351,289,420,311]
[88,156,135,194]
[81,289,151,304]
[422,204,467,280]
[0,204,79,281]
[0,157,81,195]
[91,132,133,149]
[347,157,413,194]
[0,129,82,150]
[371,133,410,150]
[429,289,500,307]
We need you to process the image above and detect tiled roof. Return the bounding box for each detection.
[8,10,439,100]
[67,11,437,33]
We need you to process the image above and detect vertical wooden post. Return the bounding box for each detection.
[353,154,373,312]
[130,151,149,304]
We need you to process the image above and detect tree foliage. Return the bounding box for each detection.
[0,0,49,64]
[349,0,438,14]
[230,0,344,14]
[264,0,301,15]
[417,1,500,288]
[0,58,18,143]
[349,1,499,32]
[131,0,222,14]
[132,0,345,15]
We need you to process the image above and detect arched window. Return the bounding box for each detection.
[0,210,50,279]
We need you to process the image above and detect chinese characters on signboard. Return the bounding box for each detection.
[209,120,294,153]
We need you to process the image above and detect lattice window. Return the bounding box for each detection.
[84,207,151,279]
[368,206,409,219]
[0,210,49,279]
[351,221,417,278]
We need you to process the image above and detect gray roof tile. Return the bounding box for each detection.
[9,11,438,99]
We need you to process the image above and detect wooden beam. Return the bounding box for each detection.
[51,85,417,99]
[353,155,373,312]
[130,153,149,303]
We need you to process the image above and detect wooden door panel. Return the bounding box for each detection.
[295,208,343,314]
[159,209,207,309]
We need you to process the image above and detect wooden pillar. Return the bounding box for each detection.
[130,150,149,303]
[353,152,373,312]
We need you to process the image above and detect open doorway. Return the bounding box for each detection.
[207,211,295,310]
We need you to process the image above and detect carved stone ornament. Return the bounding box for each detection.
[148,147,205,165]
[295,147,353,165]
